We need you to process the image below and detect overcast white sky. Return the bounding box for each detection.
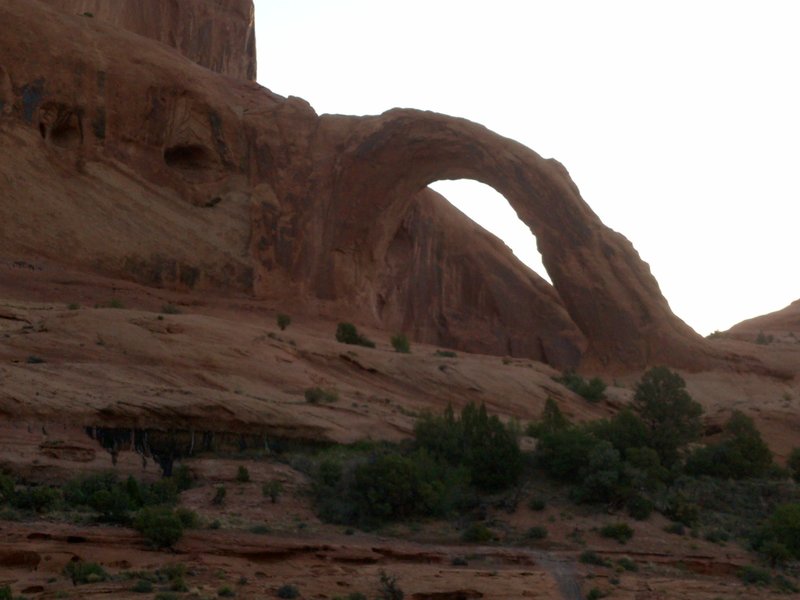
[254,1,799,335]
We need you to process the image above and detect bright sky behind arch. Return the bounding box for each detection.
[253,0,799,335]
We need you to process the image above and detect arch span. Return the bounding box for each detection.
[310,109,706,369]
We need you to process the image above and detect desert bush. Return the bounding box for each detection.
[12,485,61,513]
[525,526,548,540]
[738,565,771,586]
[600,522,634,544]
[236,465,251,483]
[212,485,227,505]
[536,427,599,482]
[276,584,299,598]
[132,579,153,593]
[586,588,608,600]
[527,397,571,437]
[685,411,773,479]
[626,495,654,520]
[262,480,283,503]
[434,350,457,358]
[579,550,610,567]
[218,587,235,597]
[632,367,703,466]
[276,313,291,330]
[588,410,649,458]
[133,507,184,548]
[556,370,606,402]
[172,464,195,492]
[335,322,375,348]
[0,473,13,504]
[528,497,546,511]
[305,387,338,403]
[377,570,404,600]
[461,522,493,543]
[161,304,181,314]
[415,402,522,491]
[760,503,800,559]
[64,560,108,584]
[616,557,638,571]
[788,447,800,482]
[390,333,410,353]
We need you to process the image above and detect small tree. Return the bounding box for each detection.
[632,367,703,466]
[133,507,184,548]
[277,314,291,330]
[336,322,375,348]
[528,397,570,437]
[390,333,410,354]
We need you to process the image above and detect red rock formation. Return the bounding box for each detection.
[40,0,256,80]
[0,0,759,372]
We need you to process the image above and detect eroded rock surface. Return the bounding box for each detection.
[40,0,257,80]
[0,0,764,372]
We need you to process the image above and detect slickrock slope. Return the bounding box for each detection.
[0,0,772,372]
[40,0,257,80]
[728,299,800,340]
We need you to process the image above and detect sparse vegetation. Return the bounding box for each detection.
[236,465,251,483]
[212,485,227,505]
[599,522,634,544]
[461,522,493,542]
[262,480,283,503]
[434,350,457,358]
[64,560,108,585]
[556,370,606,402]
[276,584,299,598]
[788,447,800,482]
[161,304,181,314]
[525,526,548,540]
[390,333,410,353]
[277,313,291,330]
[335,322,375,348]
[377,570,404,600]
[133,506,186,548]
[305,387,338,403]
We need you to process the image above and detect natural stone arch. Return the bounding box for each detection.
[316,109,707,369]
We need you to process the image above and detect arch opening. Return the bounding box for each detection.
[429,179,551,283]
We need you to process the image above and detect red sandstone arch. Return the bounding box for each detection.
[314,109,707,369]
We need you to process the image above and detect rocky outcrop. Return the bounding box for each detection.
[40,0,256,80]
[0,0,757,372]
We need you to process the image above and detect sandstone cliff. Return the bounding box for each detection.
[0,0,766,372]
[40,0,256,80]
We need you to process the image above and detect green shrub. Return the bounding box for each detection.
[599,522,634,544]
[525,526,548,540]
[738,565,771,586]
[536,428,599,483]
[761,503,800,558]
[67,302,80,310]
[64,560,108,584]
[12,485,61,513]
[377,570,404,600]
[663,493,700,526]
[155,593,180,600]
[26,355,45,364]
[335,322,375,348]
[276,584,299,598]
[390,333,410,353]
[434,350,457,358]
[578,550,609,567]
[685,411,773,479]
[304,387,338,403]
[632,367,703,466]
[588,410,649,457]
[276,313,291,330]
[132,579,153,593]
[218,586,235,597]
[133,507,184,548]
[527,397,571,437]
[528,497,546,511]
[172,465,194,492]
[250,524,270,534]
[161,304,181,314]
[0,473,14,504]
[175,507,199,528]
[212,485,227,505]
[788,447,800,482]
[461,522,492,543]
[143,478,178,506]
[556,370,606,402]
[586,588,607,600]
[663,522,685,535]
[108,298,124,309]
[236,465,251,483]
[415,402,522,491]
[616,557,638,572]
[626,495,653,520]
[0,586,10,600]
[262,480,283,503]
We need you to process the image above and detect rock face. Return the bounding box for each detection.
[40,0,256,80]
[0,0,742,371]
